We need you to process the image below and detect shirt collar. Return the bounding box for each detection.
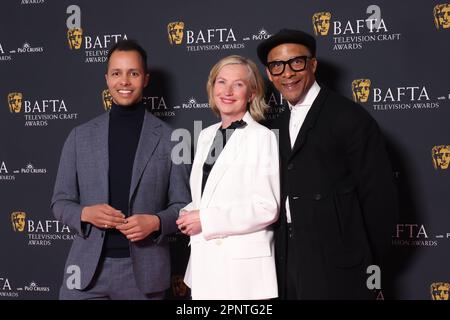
[289,81,321,111]
[222,119,247,130]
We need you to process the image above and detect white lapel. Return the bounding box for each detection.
[199,112,253,208]
[190,122,220,209]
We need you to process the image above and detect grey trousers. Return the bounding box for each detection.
[59,257,165,300]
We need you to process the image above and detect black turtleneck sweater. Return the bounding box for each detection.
[103,101,145,258]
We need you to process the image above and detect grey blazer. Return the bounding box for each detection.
[51,110,191,293]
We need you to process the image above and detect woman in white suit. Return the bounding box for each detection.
[176,55,280,300]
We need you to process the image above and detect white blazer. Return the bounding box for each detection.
[183,112,280,300]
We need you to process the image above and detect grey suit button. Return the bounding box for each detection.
[292,196,300,200]
[287,163,294,170]
[314,194,322,200]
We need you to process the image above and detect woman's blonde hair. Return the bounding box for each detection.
[206,55,268,122]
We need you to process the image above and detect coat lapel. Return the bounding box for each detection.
[191,122,221,208]
[129,111,161,201]
[289,87,329,161]
[200,113,251,208]
[277,109,292,162]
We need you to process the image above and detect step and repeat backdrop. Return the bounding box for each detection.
[0,0,449,300]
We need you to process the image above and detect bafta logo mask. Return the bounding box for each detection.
[67,27,83,50]
[11,211,26,232]
[434,4,450,29]
[431,282,450,300]
[432,145,450,170]
[102,89,113,110]
[167,22,185,45]
[8,92,23,113]
[312,12,332,36]
[352,79,371,103]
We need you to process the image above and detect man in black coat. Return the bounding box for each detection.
[257,29,398,299]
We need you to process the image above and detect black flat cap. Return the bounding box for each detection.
[257,28,316,65]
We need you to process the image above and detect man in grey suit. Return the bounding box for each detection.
[52,39,191,299]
